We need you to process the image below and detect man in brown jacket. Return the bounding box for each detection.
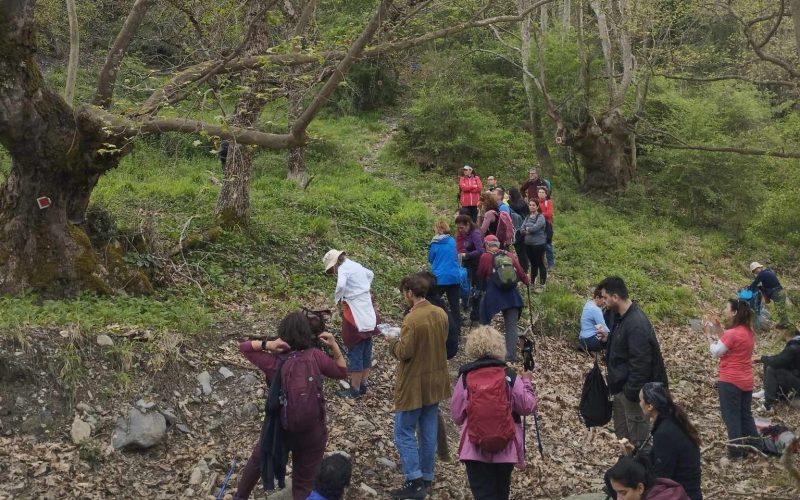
[388,274,450,499]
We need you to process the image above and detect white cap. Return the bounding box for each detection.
[749,262,764,273]
[323,249,345,272]
[462,165,473,171]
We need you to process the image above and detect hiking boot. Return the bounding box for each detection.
[337,388,360,399]
[534,286,544,294]
[390,478,427,499]
[359,383,368,396]
[753,389,765,400]
[423,479,433,491]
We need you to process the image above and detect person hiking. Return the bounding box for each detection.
[476,235,530,362]
[520,167,549,201]
[748,262,793,329]
[596,276,668,453]
[427,221,462,358]
[607,456,691,500]
[479,192,500,237]
[459,165,482,223]
[495,188,511,213]
[235,312,347,500]
[306,453,352,500]
[536,187,555,270]
[455,214,484,297]
[486,175,500,192]
[451,326,538,500]
[520,200,547,292]
[753,327,800,411]
[507,187,530,272]
[389,274,451,499]
[323,249,378,399]
[579,286,609,352]
[703,298,760,457]
[606,383,702,500]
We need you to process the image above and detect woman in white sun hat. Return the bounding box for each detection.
[323,249,379,399]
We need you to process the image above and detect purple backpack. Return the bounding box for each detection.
[278,350,324,433]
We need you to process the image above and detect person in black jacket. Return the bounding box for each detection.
[748,262,793,329]
[754,328,800,411]
[597,277,668,451]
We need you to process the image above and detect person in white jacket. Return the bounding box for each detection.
[323,249,378,398]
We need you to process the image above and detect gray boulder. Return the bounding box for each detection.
[111,407,167,450]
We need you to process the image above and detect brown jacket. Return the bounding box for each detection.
[390,300,451,411]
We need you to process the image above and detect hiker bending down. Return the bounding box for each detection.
[520,199,547,292]
[748,262,793,330]
[704,299,760,458]
[476,235,531,362]
[307,452,352,500]
[451,326,537,500]
[605,383,702,500]
[235,312,347,500]
[607,456,691,500]
[596,277,668,453]
[323,249,379,399]
[753,327,800,411]
[389,274,451,499]
[428,220,463,358]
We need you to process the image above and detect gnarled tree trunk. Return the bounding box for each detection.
[286,86,308,185]
[570,109,634,193]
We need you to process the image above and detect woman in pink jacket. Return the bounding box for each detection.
[451,326,537,500]
[458,165,482,223]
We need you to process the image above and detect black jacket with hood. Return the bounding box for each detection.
[761,336,800,375]
[605,301,668,401]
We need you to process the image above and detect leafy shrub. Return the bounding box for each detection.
[329,58,403,115]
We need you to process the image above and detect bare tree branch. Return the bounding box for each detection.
[642,139,800,159]
[792,0,800,57]
[590,0,616,106]
[731,1,800,80]
[64,0,79,105]
[93,0,154,109]
[654,72,796,87]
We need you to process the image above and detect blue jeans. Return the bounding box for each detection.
[579,335,603,352]
[545,242,554,268]
[718,381,759,457]
[346,338,373,372]
[394,403,439,481]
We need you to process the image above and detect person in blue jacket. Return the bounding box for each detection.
[579,286,610,352]
[429,219,462,357]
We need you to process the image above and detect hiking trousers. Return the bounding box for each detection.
[612,394,650,452]
[513,239,529,273]
[502,307,521,363]
[718,381,759,458]
[464,460,514,500]
[235,426,327,500]
[439,284,462,358]
[524,244,547,286]
[764,366,800,408]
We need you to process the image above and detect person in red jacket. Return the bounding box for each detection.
[459,165,482,223]
[536,187,555,269]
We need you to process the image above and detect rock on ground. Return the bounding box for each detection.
[111,407,167,450]
[96,334,114,346]
[197,371,212,395]
[70,416,91,444]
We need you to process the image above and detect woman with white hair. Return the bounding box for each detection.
[451,326,537,500]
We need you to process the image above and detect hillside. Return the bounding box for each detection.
[1,112,799,499]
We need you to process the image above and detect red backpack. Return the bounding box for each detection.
[495,211,515,246]
[278,350,324,433]
[463,366,517,453]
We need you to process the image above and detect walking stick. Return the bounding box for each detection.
[216,456,238,500]
[523,285,544,458]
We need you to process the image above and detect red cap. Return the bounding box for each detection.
[484,235,499,243]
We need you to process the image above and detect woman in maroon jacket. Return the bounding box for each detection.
[234,312,347,500]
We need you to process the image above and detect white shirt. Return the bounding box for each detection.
[335,259,374,303]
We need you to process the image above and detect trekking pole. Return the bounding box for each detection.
[521,304,544,459]
[216,456,238,500]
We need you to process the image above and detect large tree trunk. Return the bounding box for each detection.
[570,109,634,193]
[214,0,271,227]
[286,86,308,185]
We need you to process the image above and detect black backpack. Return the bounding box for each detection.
[579,354,612,428]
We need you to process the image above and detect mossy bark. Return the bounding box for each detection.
[570,109,635,193]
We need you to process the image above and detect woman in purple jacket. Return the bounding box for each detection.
[451,326,537,500]
[455,214,484,287]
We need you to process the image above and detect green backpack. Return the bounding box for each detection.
[491,252,519,290]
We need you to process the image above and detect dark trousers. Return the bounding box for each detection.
[464,461,514,500]
[764,365,800,408]
[513,240,529,273]
[439,284,462,358]
[235,426,327,500]
[525,244,547,286]
[579,335,604,352]
[718,381,759,458]
[465,205,479,223]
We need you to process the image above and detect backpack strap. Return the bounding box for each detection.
[504,367,522,424]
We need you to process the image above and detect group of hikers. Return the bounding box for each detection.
[229,165,798,500]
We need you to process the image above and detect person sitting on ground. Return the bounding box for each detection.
[579,286,610,352]
[753,327,800,411]
[389,274,451,499]
[451,326,537,500]
[748,262,793,329]
[606,382,702,500]
[520,167,549,201]
[520,199,547,293]
[323,249,379,399]
[704,299,760,458]
[428,220,462,358]
[607,456,691,500]
[307,453,352,500]
[456,214,484,295]
[536,186,555,270]
[235,312,347,500]
[459,165,482,223]
[476,235,530,362]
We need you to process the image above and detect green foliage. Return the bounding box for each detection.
[329,58,403,115]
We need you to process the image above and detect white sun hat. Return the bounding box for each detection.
[323,249,345,272]
[749,262,764,273]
